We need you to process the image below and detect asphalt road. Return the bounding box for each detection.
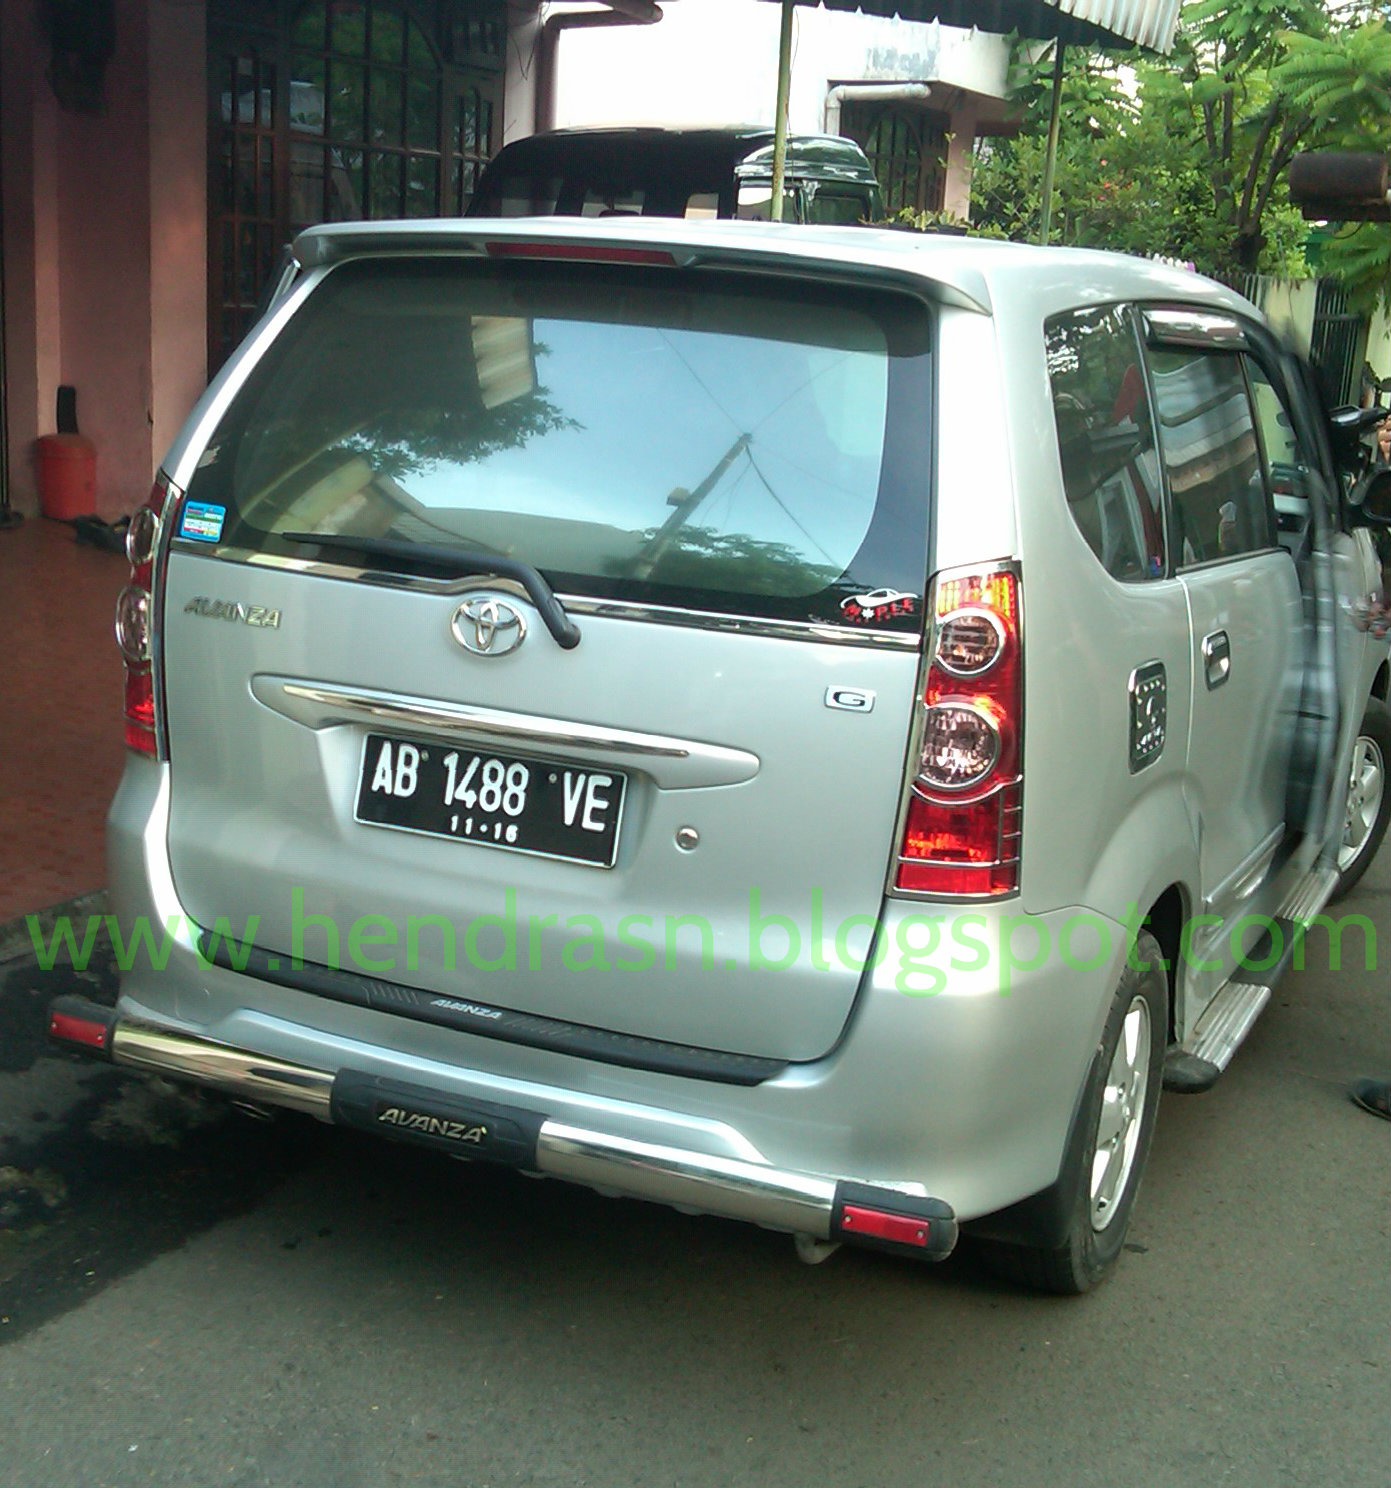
[0,854,1386,1488]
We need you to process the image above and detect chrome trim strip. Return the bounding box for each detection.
[111,1024,334,1117]
[558,595,920,650]
[252,677,761,789]
[168,544,921,650]
[1143,307,1250,351]
[536,1122,839,1236]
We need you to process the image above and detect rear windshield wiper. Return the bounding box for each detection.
[282,532,581,649]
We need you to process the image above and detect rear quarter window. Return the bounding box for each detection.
[181,257,933,630]
[1045,305,1167,581]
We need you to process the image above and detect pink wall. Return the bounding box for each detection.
[1,0,47,516]
[149,0,208,474]
[1,0,207,521]
[58,0,154,518]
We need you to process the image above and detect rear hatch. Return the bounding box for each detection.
[161,248,933,1062]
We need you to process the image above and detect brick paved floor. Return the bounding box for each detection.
[0,517,127,923]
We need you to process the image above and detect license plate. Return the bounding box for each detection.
[355,733,626,868]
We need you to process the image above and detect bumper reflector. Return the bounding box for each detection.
[839,1204,931,1247]
[48,996,117,1054]
[831,1181,958,1260]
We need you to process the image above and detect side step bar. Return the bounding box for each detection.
[1164,864,1340,1093]
[48,1001,957,1262]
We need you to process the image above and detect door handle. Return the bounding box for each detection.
[1202,630,1231,689]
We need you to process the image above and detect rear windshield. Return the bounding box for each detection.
[183,257,932,629]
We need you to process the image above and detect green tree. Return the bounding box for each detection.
[971,1,1364,279]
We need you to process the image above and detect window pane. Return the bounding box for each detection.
[1245,358,1313,547]
[366,150,404,217]
[184,260,932,629]
[259,138,275,217]
[1149,349,1271,565]
[329,61,364,143]
[805,189,871,225]
[582,185,645,217]
[407,155,439,216]
[258,58,276,129]
[406,18,432,72]
[331,3,366,56]
[237,135,257,214]
[407,75,439,151]
[220,133,235,210]
[736,184,799,221]
[238,222,257,302]
[370,9,405,64]
[289,141,327,229]
[290,57,325,134]
[1046,306,1166,581]
[369,68,403,144]
[290,5,325,51]
[326,148,363,220]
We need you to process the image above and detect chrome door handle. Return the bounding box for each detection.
[1202,630,1231,689]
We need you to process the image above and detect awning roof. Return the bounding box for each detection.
[754,1,1181,53]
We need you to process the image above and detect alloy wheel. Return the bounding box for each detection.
[1339,733,1386,873]
[1090,994,1151,1231]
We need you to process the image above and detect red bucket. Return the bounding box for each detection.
[35,433,97,520]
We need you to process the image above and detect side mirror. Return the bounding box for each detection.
[1328,403,1388,472]
[1349,467,1391,528]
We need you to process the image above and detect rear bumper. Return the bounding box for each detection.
[105,757,1125,1237]
[49,996,957,1260]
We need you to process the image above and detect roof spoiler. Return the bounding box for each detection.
[289,220,994,316]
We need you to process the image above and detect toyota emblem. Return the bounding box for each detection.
[451,596,527,657]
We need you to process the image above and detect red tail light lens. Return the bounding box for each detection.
[484,240,678,267]
[124,668,156,753]
[894,565,1022,897]
[119,475,171,757]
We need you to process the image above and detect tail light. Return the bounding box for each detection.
[117,474,173,756]
[892,564,1022,897]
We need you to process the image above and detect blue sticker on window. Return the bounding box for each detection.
[180,501,226,543]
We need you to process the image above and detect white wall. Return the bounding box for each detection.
[545,0,1010,135]
[1366,304,1391,391]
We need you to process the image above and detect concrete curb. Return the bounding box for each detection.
[0,890,108,966]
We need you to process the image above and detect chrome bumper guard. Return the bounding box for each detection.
[49,999,957,1261]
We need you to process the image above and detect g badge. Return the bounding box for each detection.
[825,687,876,714]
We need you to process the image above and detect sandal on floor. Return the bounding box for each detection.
[1349,1079,1391,1120]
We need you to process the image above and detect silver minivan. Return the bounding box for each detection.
[57,219,1391,1292]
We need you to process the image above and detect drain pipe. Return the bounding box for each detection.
[535,1,664,135]
[823,81,932,139]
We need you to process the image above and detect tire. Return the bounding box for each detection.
[979,930,1167,1295]
[1331,697,1391,903]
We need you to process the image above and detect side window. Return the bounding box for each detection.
[1045,305,1167,581]
[581,185,645,217]
[1148,348,1274,566]
[804,188,872,225]
[1244,358,1314,547]
[736,184,801,221]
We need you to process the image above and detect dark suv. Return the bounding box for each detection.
[466,125,883,225]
